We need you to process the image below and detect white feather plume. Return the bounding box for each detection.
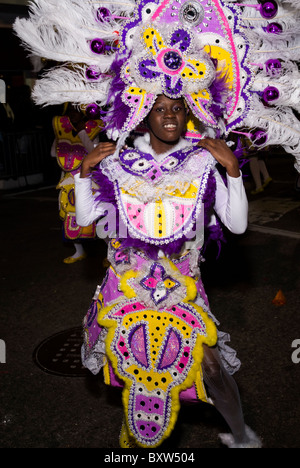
[241,6,300,42]
[245,95,300,156]
[280,0,300,10]
[251,68,300,113]
[13,0,134,67]
[235,0,300,12]
[32,65,111,106]
[247,33,300,63]
[12,0,300,172]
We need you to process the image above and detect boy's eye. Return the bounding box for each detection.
[153,102,184,113]
[174,104,184,112]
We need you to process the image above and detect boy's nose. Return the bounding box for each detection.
[164,108,176,117]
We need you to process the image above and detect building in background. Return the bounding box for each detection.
[0,2,61,189]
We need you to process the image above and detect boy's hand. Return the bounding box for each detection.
[80,141,116,178]
[198,138,240,178]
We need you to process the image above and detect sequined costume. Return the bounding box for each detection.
[75,133,248,447]
[15,0,299,448]
[52,114,103,242]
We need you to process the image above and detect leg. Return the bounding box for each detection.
[249,157,263,194]
[202,345,262,447]
[295,173,300,192]
[63,242,87,264]
[73,242,85,258]
[202,344,246,443]
[258,160,272,188]
[258,160,270,182]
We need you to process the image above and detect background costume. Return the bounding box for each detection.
[75,133,248,447]
[51,105,103,262]
[14,0,300,448]
[238,131,272,195]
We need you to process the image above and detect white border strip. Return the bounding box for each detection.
[248,224,300,239]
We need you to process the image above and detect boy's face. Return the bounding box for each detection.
[147,95,187,153]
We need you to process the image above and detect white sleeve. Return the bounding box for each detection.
[213,169,248,234]
[78,129,97,153]
[50,139,57,158]
[74,173,105,226]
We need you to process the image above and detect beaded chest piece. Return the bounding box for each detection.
[111,145,215,245]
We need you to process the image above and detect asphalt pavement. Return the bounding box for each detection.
[1,150,300,450]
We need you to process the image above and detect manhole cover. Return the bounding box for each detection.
[33,327,87,377]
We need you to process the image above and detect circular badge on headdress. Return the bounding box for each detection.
[163,50,183,71]
[179,1,205,27]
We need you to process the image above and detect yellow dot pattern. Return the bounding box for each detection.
[154,201,166,238]
[142,27,166,56]
[181,59,207,80]
[121,309,195,393]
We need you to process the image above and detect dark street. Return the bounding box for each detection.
[1,151,300,450]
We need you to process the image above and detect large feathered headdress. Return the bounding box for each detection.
[14,0,300,170]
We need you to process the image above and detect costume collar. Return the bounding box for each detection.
[120,136,202,181]
[134,133,193,162]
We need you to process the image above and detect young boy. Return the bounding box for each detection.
[74,94,261,448]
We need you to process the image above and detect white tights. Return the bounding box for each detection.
[72,242,85,258]
[202,345,247,443]
[249,157,270,190]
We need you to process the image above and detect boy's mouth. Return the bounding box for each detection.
[163,123,177,129]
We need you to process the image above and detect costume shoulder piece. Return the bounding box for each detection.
[53,116,102,171]
[14,0,300,171]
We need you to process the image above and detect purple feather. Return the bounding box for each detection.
[92,166,115,204]
[208,68,230,119]
[103,54,131,132]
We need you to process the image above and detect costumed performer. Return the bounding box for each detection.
[14,0,300,449]
[75,93,260,449]
[51,103,103,263]
[237,131,272,195]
